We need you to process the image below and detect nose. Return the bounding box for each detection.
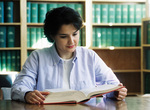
[68,36,74,44]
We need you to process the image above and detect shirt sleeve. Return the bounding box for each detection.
[93,51,120,98]
[11,51,38,102]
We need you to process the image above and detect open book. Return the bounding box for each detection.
[43,85,123,104]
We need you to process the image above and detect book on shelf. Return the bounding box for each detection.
[0,2,4,23]
[113,28,121,47]
[135,4,142,23]
[47,3,57,11]
[16,51,20,71]
[11,51,16,71]
[101,28,107,47]
[131,28,137,47]
[38,3,47,23]
[146,49,150,69]
[27,2,31,23]
[101,4,108,23]
[106,28,113,47]
[128,4,135,23]
[2,51,6,72]
[0,26,6,47]
[0,52,1,71]
[95,28,101,47]
[125,28,131,47]
[4,2,13,23]
[75,4,83,20]
[7,26,15,47]
[108,4,115,23]
[138,27,141,46]
[31,3,38,23]
[115,4,121,23]
[122,4,128,23]
[92,27,96,47]
[6,51,11,71]
[94,4,101,23]
[43,84,123,104]
[120,28,126,47]
[142,4,146,18]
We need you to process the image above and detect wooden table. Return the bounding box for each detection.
[0,96,150,110]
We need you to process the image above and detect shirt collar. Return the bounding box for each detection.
[50,44,78,66]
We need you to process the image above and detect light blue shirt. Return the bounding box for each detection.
[11,44,120,102]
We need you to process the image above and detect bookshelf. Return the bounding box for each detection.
[141,18,150,94]
[0,0,147,95]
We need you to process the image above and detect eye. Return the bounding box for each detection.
[60,35,67,38]
[73,33,77,36]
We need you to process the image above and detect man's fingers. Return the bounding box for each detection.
[40,91,50,95]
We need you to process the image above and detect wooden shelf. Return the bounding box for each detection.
[93,23,141,27]
[0,48,21,50]
[0,23,21,25]
[142,44,150,47]
[113,70,141,73]
[27,23,44,26]
[90,47,141,50]
[27,0,85,2]
[92,0,146,3]
[143,69,150,73]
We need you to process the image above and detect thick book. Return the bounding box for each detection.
[31,3,38,23]
[112,28,121,47]
[128,4,135,23]
[0,2,4,23]
[27,2,31,23]
[106,28,113,47]
[43,85,123,104]
[7,26,15,47]
[108,4,115,23]
[101,4,108,23]
[38,3,47,23]
[4,2,13,23]
[0,26,6,47]
[115,4,121,23]
[122,4,128,23]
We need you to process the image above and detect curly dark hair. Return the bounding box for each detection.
[44,6,83,43]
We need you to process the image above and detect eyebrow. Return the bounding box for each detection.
[58,30,78,36]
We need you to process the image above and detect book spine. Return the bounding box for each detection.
[125,28,131,47]
[27,2,31,23]
[75,4,83,20]
[36,28,42,48]
[27,27,31,47]
[131,28,137,47]
[0,52,1,71]
[67,3,75,10]
[112,28,121,47]
[128,4,135,23]
[30,28,37,47]
[2,51,6,71]
[101,4,108,23]
[147,23,150,44]
[120,28,126,47]
[135,4,142,23]
[108,4,115,23]
[0,2,4,23]
[96,28,101,47]
[6,51,11,71]
[81,28,85,46]
[92,27,96,47]
[144,73,150,93]
[31,3,38,23]
[142,4,146,18]
[38,3,47,23]
[16,50,20,71]
[115,4,122,23]
[47,3,57,11]
[11,51,16,71]
[101,28,107,47]
[4,2,13,23]
[122,4,128,23]
[92,4,96,23]
[7,26,15,47]
[95,4,101,23]
[0,26,6,47]
[106,28,113,46]
[138,27,141,46]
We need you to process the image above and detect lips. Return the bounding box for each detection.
[67,45,74,48]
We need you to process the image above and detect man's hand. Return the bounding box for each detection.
[25,90,50,104]
[115,83,127,100]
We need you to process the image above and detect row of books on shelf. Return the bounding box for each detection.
[27,2,83,23]
[92,27,141,47]
[93,4,145,23]
[0,51,20,72]
[0,2,13,23]
[0,26,15,47]
[27,27,85,48]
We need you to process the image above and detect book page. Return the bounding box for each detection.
[80,85,120,98]
[44,90,87,103]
